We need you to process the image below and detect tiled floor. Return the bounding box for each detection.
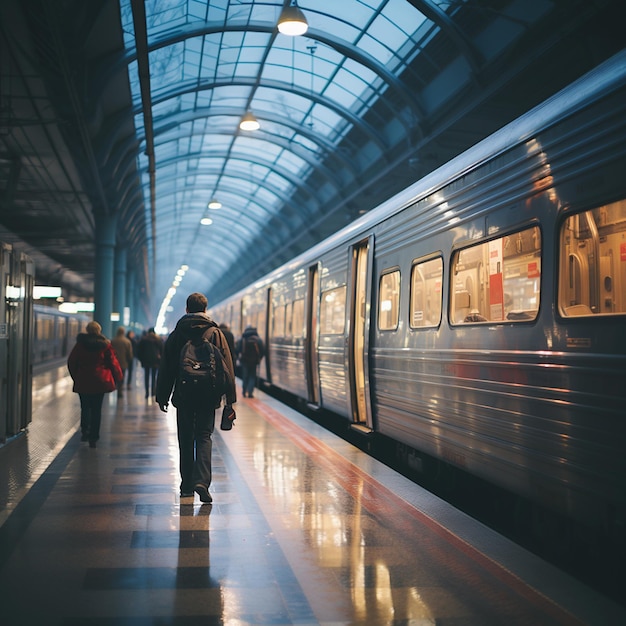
[0,365,624,625]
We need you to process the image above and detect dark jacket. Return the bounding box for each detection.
[219,324,236,363]
[156,312,237,408]
[237,327,265,366]
[136,331,164,368]
[67,333,123,394]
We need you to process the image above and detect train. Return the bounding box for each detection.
[0,237,89,442]
[32,304,89,370]
[210,50,626,548]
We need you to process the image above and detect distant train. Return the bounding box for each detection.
[32,305,89,369]
[0,237,88,442]
[211,51,626,546]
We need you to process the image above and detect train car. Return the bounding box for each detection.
[210,51,626,547]
[32,305,89,368]
[0,243,34,442]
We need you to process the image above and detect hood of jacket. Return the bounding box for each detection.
[76,333,109,352]
[173,312,217,341]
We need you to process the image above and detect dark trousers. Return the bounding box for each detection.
[241,362,257,396]
[143,367,158,397]
[79,393,105,442]
[126,358,135,386]
[176,406,216,492]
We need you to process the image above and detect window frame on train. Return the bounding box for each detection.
[378,268,401,331]
[558,198,626,318]
[450,225,542,325]
[319,286,346,336]
[409,255,444,329]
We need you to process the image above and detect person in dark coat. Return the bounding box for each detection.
[67,321,123,448]
[111,326,133,398]
[236,325,264,398]
[125,329,139,388]
[136,328,164,399]
[156,292,236,503]
[218,323,236,364]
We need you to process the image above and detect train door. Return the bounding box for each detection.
[348,238,374,431]
[305,264,320,405]
[265,287,273,384]
[19,253,34,431]
[261,287,271,383]
[0,243,10,442]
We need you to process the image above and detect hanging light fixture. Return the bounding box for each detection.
[277,2,308,36]
[208,198,222,209]
[240,110,260,131]
[200,217,213,226]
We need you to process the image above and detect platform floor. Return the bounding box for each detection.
[0,365,624,625]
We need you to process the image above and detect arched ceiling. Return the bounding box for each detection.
[0,0,624,331]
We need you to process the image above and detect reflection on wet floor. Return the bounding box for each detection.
[0,365,623,624]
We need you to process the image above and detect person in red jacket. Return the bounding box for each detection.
[67,321,123,448]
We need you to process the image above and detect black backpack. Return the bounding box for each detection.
[241,334,261,364]
[178,329,229,402]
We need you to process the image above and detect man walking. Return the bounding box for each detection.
[237,325,264,398]
[137,328,163,399]
[156,292,236,503]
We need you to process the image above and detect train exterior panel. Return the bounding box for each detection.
[210,52,626,540]
[316,244,352,417]
[267,269,308,398]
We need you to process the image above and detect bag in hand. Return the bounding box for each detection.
[220,405,236,430]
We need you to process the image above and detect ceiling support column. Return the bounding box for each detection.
[125,266,138,331]
[114,245,127,330]
[94,212,117,339]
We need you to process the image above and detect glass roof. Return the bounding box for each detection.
[118,0,441,331]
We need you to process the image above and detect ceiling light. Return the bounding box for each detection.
[240,111,260,131]
[277,2,308,36]
[208,198,222,209]
[200,217,213,226]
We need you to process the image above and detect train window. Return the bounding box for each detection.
[451,226,541,324]
[559,199,626,316]
[284,301,293,337]
[410,257,443,328]
[37,315,53,340]
[320,286,346,335]
[292,299,304,338]
[257,305,267,337]
[273,304,286,337]
[378,270,400,330]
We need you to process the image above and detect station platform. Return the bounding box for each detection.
[0,365,624,625]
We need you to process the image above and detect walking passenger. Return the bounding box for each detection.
[67,321,123,448]
[137,328,163,399]
[156,292,236,503]
[236,325,264,398]
[126,329,139,387]
[111,326,133,398]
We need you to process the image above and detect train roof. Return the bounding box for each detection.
[217,49,626,303]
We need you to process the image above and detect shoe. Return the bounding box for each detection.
[194,484,212,503]
[180,490,194,497]
[89,441,97,448]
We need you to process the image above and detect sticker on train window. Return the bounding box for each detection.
[451,226,541,324]
[559,199,626,317]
